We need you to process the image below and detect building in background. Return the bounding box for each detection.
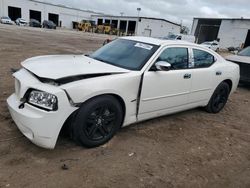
[0,0,102,28]
[191,18,250,49]
[91,15,181,37]
[0,0,180,37]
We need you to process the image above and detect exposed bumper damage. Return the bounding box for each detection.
[7,69,77,149]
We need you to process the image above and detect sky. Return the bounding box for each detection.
[45,0,250,27]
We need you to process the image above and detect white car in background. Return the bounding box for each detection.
[201,41,220,51]
[0,16,14,25]
[163,34,195,43]
[7,37,239,149]
[16,18,28,26]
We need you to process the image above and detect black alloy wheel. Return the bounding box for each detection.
[206,82,230,113]
[71,95,123,148]
[85,106,116,141]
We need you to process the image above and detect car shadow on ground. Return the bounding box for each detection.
[58,107,202,148]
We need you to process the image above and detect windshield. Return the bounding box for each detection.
[89,39,159,70]
[238,46,250,57]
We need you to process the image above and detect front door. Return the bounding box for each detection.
[138,47,192,119]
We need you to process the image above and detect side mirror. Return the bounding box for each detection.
[155,61,171,71]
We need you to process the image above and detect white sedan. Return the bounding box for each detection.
[201,41,220,51]
[0,16,14,25]
[7,37,239,149]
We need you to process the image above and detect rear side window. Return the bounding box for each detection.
[157,47,188,69]
[193,49,215,68]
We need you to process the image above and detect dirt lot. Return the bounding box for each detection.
[0,24,250,188]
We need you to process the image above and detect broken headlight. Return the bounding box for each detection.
[28,90,58,111]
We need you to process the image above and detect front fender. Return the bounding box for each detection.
[60,72,142,126]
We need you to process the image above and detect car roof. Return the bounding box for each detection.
[121,36,199,47]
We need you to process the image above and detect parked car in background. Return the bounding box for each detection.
[226,46,250,83]
[201,41,220,52]
[15,18,28,26]
[29,19,41,28]
[42,20,56,29]
[7,37,239,149]
[163,34,195,43]
[0,16,14,25]
[228,46,241,52]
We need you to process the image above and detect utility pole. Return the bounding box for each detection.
[136,8,141,36]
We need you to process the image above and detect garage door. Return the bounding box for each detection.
[30,10,41,22]
[8,6,21,20]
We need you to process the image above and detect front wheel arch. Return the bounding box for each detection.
[60,94,126,137]
[71,94,124,147]
[82,94,126,124]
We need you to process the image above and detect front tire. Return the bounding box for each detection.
[71,95,123,148]
[205,82,230,113]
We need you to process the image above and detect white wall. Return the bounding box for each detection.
[0,0,99,28]
[0,0,3,16]
[218,19,250,49]
[191,19,198,36]
[137,18,180,37]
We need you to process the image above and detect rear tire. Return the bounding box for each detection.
[70,95,123,148]
[205,82,230,113]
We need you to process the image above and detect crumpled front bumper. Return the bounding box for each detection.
[7,69,77,149]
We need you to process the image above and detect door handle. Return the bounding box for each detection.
[184,73,191,79]
[216,71,222,76]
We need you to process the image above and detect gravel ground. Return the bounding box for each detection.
[0,24,250,188]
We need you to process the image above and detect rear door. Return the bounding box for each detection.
[189,48,216,103]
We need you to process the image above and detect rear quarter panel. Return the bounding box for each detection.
[212,59,239,95]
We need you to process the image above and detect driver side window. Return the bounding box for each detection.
[157,47,188,70]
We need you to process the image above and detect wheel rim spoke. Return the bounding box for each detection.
[104,113,115,123]
[85,106,117,141]
[98,126,107,136]
[87,118,96,124]
[89,126,98,137]
[98,106,107,116]
[101,125,109,134]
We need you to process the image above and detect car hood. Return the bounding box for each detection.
[226,55,250,64]
[21,55,130,80]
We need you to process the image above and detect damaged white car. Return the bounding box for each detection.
[7,37,240,149]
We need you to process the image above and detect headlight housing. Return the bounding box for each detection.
[28,90,58,111]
